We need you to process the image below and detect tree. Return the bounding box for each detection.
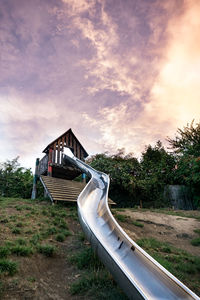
[167,121,200,208]
[0,157,33,198]
[137,141,175,208]
[87,149,140,206]
[167,120,200,157]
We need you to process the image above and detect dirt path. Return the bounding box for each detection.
[118,210,200,256]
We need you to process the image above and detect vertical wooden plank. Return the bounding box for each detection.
[69,132,72,148]
[62,136,65,151]
[65,132,69,147]
[31,158,40,199]
[77,143,80,159]
[53,143,56,163]
[48,149,53,177]
[80,149,83,161]
[73,138,77,156]
[57,139,61,164]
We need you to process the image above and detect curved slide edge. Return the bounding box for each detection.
[63,150,199,300]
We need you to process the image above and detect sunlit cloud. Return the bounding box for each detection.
[0,0,199,169]
[149,0,200,132]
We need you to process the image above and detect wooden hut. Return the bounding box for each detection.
[39,128,88,180]
[31,129,89,202]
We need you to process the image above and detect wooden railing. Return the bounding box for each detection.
[38,154,48,175]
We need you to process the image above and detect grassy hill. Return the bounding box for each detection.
[0,197,199,299]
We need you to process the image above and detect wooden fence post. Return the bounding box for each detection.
[48,148,53,176]
[31,158,40,200]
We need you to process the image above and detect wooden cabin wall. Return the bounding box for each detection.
[49,130,84,164]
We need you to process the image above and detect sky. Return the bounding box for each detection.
[0,0,200,170]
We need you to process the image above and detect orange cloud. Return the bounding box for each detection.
[82,0,200,157]
[149,0,200,129]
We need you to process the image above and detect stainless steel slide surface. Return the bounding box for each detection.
[63,150,199,300]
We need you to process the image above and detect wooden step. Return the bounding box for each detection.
[40,175,85,203]
[40,175,115,205]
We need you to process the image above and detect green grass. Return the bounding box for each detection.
[45,227,57,236]
[29,234,41,245]
[0,217,8,223]
[115,214,128,222]
[131,220,144,227]
[11,227,21,234]
[52,217,69,229]
[16,238,27,245]
[191,238,200,246]
[194,229,200,235]
[0,246,10,258]
[0,259,18,275]
[15,222,24,228]
[37,244,56,257]
[137,237,200,294]
[27,276,36,282]
[55,233,65,242]
[69,270,128,299]
[69,244,128,299]
[10,245,33,256]
[115,213,144,227]
[69,247,103,270]
[59,229,72,237]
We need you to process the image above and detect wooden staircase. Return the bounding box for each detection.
[40,175,115,205]
[40,175,85,203]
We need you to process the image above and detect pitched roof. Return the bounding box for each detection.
[42,128,89,157]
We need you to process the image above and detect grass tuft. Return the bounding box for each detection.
[10,245,33,256]
[131,220,144,227]
[69,270,128,299]
[69,247,103,270]
[11,227,21,235]
[194,229,200,235]
[0,246,10,258]
[0,259,18,275]
[37,244,56,257]
[55,233,65,242]
[16,238,27,245]
[191,238,200,247]
[29,234,41,245]
[115,214,128,222]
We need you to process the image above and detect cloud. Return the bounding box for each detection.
[81,0,200,158]
[148,0,200,130]
[0,0,199,170]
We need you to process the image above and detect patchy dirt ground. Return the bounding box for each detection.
[0,198,199,299]
[116,209,200,256]
[0,199,94,300]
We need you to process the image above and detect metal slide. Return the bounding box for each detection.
[63,150,199,300]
